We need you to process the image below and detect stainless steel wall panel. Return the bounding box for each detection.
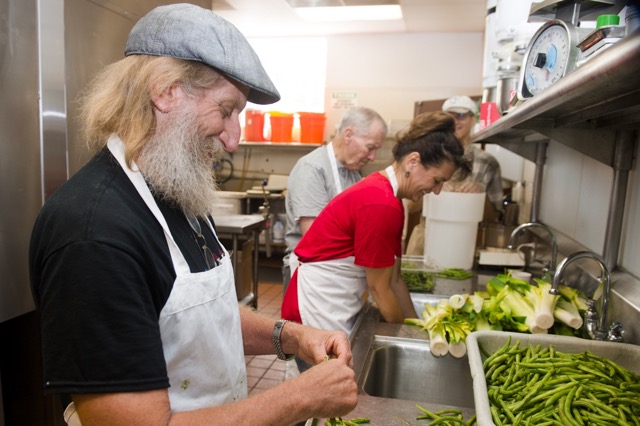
[64,0,213,174]
[0,0,41,322]
[65,0,133,174]
[39,0,69,201]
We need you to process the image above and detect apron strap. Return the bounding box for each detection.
[326,141,343,194]
[107,135,190,274]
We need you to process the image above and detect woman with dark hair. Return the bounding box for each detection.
[282,111,466,367]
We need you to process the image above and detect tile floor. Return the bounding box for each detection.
[244,279,290,396]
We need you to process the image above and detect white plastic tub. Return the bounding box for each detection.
[423,191,485,269]
[466,331,640,426]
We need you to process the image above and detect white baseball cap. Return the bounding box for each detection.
[442,96,478,115]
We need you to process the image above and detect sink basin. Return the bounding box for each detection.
[410,293,448,318]
[358,335,475,408]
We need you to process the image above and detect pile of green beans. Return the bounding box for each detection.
[416,405,477,425]
[482,339,640,426]
[436,268,474,280]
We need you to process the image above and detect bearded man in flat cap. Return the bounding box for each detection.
[29,4,356,425]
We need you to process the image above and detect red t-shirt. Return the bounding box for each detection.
[282,172,404,321]
[296,171,403,266]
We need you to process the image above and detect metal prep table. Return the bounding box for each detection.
[213,215,266,309]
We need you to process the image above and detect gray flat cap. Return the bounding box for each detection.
[125,3,280,105]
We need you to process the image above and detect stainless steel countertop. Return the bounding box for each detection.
[213,214,265,234]
[324,394,475,426]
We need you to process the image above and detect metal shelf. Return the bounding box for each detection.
[471,30,639,271]
[472,30,640,167]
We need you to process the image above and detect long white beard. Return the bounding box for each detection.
[137,108,224,218]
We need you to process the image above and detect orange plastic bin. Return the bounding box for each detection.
[298,112,326,144]
[268,112,294,142]
[244,109,265,141]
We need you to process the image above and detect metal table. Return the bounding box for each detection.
[213,215,266,309]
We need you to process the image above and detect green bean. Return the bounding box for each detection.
[571,407,585,426]
[576,363,612,380]
[483,339,514,368]
[611,396,640,407]
[415,405,475,425]
[544,383,570,407]
[525,378,574,406]
[429,416,467,425]
[516,361,577,369]
[325,417,370,426]
[491,363,509,382]
[490,405,504,426]
[557,396,573,426]
[563,387,581,426]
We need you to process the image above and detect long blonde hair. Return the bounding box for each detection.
[79,56,220,167]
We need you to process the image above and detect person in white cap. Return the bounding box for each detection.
[442,95,504,214]
[29,4,356,425]
[405,95,503,255]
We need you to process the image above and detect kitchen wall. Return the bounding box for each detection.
[540,137,640,278]
[622,149,640,274]
[324,32,483,128]
[222,31,485,191]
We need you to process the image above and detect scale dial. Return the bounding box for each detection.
[517,20,581,100]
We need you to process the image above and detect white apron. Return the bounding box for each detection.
[64,136,246,424]
[297,256,367,337]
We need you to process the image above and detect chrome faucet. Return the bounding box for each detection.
[550,251,619,341]
[507,222,558,274]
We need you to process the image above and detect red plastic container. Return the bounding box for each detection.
[244,109,265,141]
[298,112,326,144]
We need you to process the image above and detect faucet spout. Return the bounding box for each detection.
[507,222,558,272]
[551,251,612,341]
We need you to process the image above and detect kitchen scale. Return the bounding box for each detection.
[516,0,626,101]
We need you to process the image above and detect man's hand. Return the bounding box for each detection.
[297,327,353,367]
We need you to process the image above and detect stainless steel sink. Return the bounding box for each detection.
[410,293,448,318]
[358,335,475,408]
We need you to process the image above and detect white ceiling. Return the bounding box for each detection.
[211,0,488,38]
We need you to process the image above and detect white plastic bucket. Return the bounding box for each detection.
[423,191,485,269]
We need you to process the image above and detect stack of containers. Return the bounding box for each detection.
[244,110,327,144]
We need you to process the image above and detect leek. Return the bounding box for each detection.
[554,298,583,329]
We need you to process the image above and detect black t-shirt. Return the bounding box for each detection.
[29,148,224,394]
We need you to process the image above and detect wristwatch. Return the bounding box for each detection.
[272,319,295,361]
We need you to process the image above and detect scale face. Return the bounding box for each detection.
[517,19,581,100]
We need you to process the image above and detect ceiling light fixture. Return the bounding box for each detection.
[294,5,402,22]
